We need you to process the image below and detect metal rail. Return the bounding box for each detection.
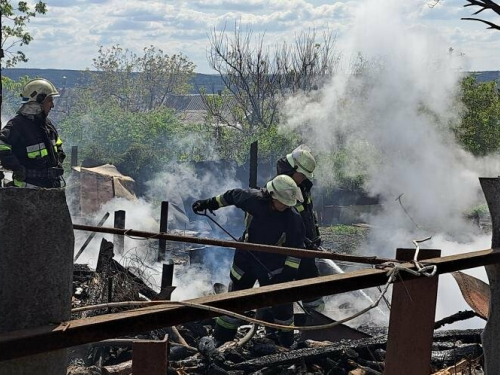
[73,224,396,265]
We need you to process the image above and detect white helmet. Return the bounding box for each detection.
[266,175,304,207]
[286,144,316,179]
[20,78,60,104]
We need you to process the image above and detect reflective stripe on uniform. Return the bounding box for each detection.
[296,204,304,212]
[215,195,228,207]
[216,316,240,330]
[276,232,286,246]
[303,298,325,312]
[0,144,12,151]
[230,264,244,280]
[284,256,301,269]
[55,137,63,146]
[13,179,40,188]
[26,142,48,159]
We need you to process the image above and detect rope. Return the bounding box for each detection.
[71,262,436,332]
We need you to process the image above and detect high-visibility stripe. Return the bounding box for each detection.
[216,316,239,330]
[284,256,301,269]
[303,298,325,312]
[296,204,304,212]
[0,144,12,151]
[274,317,294,331]
[215,195,227,207]
[26,142,45,152]
[276,232,286,246]
[55,137,63,146]
[13,180,40,188]
[230,265,244,280]
[27,148,48,159]
[307,196,312,204]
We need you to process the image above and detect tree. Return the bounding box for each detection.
[1,1,47,119]
[88,45,195,112]
[1,0,47,67]
[453,76,500,156]
[430,0,500,31]
[201,25,340,133]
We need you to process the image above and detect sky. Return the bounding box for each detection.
[6,0,500,73]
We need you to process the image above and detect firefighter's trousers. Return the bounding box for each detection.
[214,251,295,347]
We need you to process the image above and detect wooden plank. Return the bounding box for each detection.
[0,248,499,362]
[384,249,441,375]
[73,224,397,265]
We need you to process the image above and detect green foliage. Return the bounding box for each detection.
[1,0,47,67]
[453,76,500,156]
[328,225,364,235]
[1,75,31,117]
[464,204,489,220]
[88,45,196,111]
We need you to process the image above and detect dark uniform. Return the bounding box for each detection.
[195,188,305,347]
[0,114,65,188]
[276,157,324,312]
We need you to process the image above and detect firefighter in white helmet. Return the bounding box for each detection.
[0,78,65,188]
[192,174,306,347]
[276,144,325,313]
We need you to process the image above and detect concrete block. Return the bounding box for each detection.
[0,188,74,375]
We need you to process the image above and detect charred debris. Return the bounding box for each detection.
[68,232,486,375]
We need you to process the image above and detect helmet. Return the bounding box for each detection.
[286,144,316,179]
[20,78,59,104]
[266,175,304,207]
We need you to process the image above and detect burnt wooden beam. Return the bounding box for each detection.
[73,224,396,265]
[385,249,441,375]
[0,249,499,361]
[479,177,500,374]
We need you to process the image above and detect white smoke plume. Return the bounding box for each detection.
[281,0,494,327]
[73,161,243,300]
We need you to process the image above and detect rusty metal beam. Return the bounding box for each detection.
[73,224,395,265]
[132,335,169,375]
[1,247,500,362]
[384,249,441,375]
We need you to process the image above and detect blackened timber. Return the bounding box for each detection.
[73,224,396,265]
[0,250,499,361]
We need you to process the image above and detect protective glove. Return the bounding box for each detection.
[304,236,322,250]
[192,198,219,214]
[13,166,26,182]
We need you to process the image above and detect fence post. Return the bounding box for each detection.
[479,177,500,374]
[70,146,78,168]
[384,248,441,375]
[113,210,126,255]
[132,335,169,375]
[249,141,258,188]
[158,201,169,262]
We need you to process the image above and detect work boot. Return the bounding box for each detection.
[278,330,295,348]
[213,320,237,347]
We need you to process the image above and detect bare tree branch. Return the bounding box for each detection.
[462,16,500,29]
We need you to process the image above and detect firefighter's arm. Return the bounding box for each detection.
[0,124,23,172]
[192,189,253,214]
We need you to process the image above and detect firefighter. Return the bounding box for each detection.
[0,78,66,188]
[192,174,306,347]
[276,144,325,313]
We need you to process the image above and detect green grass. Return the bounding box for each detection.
[328,224,364,235]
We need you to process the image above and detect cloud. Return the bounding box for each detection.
[11,0,499,72]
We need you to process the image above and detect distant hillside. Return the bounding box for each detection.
[2,68,499,93]
[1,68,226,94]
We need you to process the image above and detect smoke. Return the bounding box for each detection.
[280,0,493,328]
[73,161,244,300]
